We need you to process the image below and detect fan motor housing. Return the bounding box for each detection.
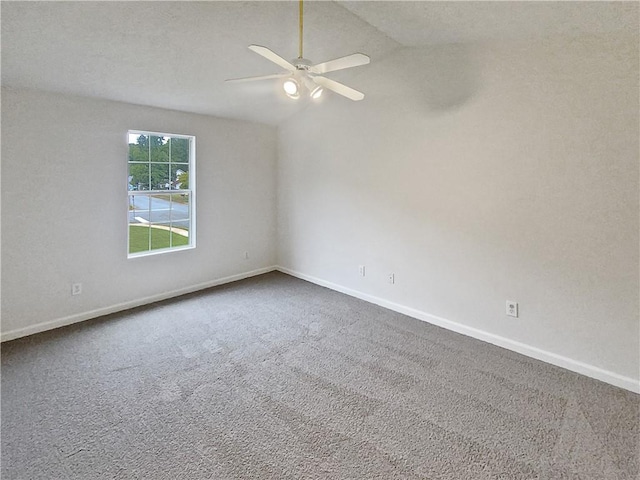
[293,58,312,70]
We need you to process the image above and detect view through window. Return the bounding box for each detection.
[128,131,195,256]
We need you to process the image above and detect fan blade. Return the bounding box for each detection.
[313,76,365,101]
[309,53,370,74]
[226,73,288,83]
[248,45,296,72]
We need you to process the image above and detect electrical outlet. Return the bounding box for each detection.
[388,273,395,284]
[359,265,366,277]
[506,301,518,317]
[244,251,249,260]
[72,283,82,296]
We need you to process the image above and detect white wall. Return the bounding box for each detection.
[1,87,277,338]
[277,35,639,388]
[2,34,638,391]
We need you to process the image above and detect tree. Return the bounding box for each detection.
[150,135,169,163]
[177,171,189,190]
[129,164,149,189]
[170,137,189,163]
[128,134,189,190]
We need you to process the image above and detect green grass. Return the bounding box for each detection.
[129,225,189,254]
[153,194,189,205]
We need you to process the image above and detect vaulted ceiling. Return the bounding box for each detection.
[2,1,636,126]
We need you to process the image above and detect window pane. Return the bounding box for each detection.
[129,134,149,162]
[150,163,171,190]
[128,163,149,191]
[148,194,171,224]
[172,164,189,189]
[170,137,189,163]
[170,193,190,229]
[129,224,150,254]
[150,135,169,162]
[150,225,189,251]
[129,192,150,214]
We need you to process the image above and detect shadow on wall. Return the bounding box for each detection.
[360,44,483,113]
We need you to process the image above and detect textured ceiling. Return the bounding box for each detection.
[2,1,637,126]
[341,1,639,46]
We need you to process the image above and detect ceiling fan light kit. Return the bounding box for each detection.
[284,69,325,100]
[310,85,324,100]
[226,0,369,102]
[283,78,301,99]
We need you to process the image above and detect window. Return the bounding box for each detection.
[127,130,195,257]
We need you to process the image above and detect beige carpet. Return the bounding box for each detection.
[2,272,638,479]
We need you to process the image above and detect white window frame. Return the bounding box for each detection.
[127,130,196,258]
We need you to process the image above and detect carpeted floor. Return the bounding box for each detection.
[1,272,638,479]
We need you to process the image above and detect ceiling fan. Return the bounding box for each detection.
[226,0,370,101]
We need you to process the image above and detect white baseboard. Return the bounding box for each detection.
[4,264,637,394]
[1,266,277,343]
[277,266,640,394]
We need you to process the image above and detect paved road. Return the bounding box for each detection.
[128,194,190,230]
